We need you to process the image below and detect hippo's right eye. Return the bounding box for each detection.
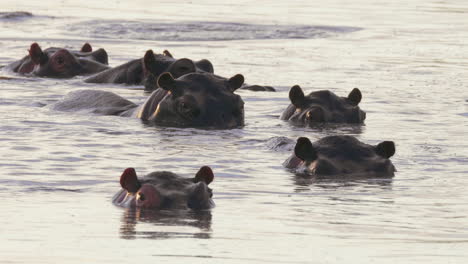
[56,56,65,65]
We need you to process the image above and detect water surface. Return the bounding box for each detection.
[1,0,467,263]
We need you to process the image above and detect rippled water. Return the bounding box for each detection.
[1,0,467,263]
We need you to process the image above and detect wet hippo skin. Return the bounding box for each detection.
[7,42,109,78]
[281,85,366,125]
[52,72,245,129]
[113,166,215,210]
[283,135,396,177]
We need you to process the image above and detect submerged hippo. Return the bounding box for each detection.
[6,42,109,77]
[52,72,245,129]
[113,166,215,210]
[283,136,396,177]
[281,85,366,125]
[85,49,214,90]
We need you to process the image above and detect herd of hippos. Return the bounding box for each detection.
[4,42,397,211]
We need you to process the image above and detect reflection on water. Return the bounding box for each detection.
[119,208,212,240]
[1,0,468,263]
[292,174,393,192]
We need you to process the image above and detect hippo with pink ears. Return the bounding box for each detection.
[113,166,215,210]
[7,42,109,78]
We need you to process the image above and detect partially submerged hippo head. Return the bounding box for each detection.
[283,136,396,177]
[281,85,366,125]
[138,72,245,129]
[113,166,215,210]
[143,49,214,91]
[20,42,109,78]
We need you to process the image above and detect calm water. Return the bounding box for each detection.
[1,0,467,263]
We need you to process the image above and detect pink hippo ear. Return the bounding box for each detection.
[194,166,214,185]
[81,43,92,52]
[29,43,47,65]
[120,168,141,193]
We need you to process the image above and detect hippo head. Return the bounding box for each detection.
[113,167,215,210]
[143,49,214,92]
[283,85,366,125]
[26,43,109,78]
[140,72,245,129]
[285,136,396,177]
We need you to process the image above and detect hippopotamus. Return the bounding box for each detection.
[280,85,366,125]
[51,72,245,129]
[6,42,109,77]
[241,84,276,92]
[113,166,215,210]
[84,49,214,90]
[283,136,396,177]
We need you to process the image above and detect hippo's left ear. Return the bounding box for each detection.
[289,85,305,107]
[143,49,157,75]
[81,43,92,52]
[294,137,318,162]
[348,88,362,106]
[157,72,179,92]
[194,166,214,185]
[375,141,395,159]
[228,74,244,92]
[120,168,141,193]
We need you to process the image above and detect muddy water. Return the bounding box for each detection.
[1,0,467,263]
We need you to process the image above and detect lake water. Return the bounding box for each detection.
[1,0,467,263]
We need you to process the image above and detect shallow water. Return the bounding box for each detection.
[1,0,467,263]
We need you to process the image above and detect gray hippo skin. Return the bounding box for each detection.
[113,166,215,210]
[283,136,396,177]
[84,49,214,89]
[280,85,366,125]
[52,72,245,129]
[7,42,109,77]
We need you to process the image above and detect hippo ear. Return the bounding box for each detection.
[120,168,141,193]
[157,72,178,92]
[195,59,214,73]
[29,43,48,65]
[228,74,244,92]
[294,137,318,162]
[81,43,92,52]
[194,166,214,185]
[170,58,196,78]
[163,50,173,58]
[289,85,305,107]
[143,49,157,75]
[375,141,395,159]
[348,88,362,106]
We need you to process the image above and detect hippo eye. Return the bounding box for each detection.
[138,193,145,202]
[56,56,65,65]
[180,102,188,109]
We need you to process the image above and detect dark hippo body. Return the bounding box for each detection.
[7,43,109,77]
[84,49,214,89]
[113,166,215,210]
[281,85,366,125]
[52,72,245,129]
[241,84,276,92]
[283,136,396,177]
